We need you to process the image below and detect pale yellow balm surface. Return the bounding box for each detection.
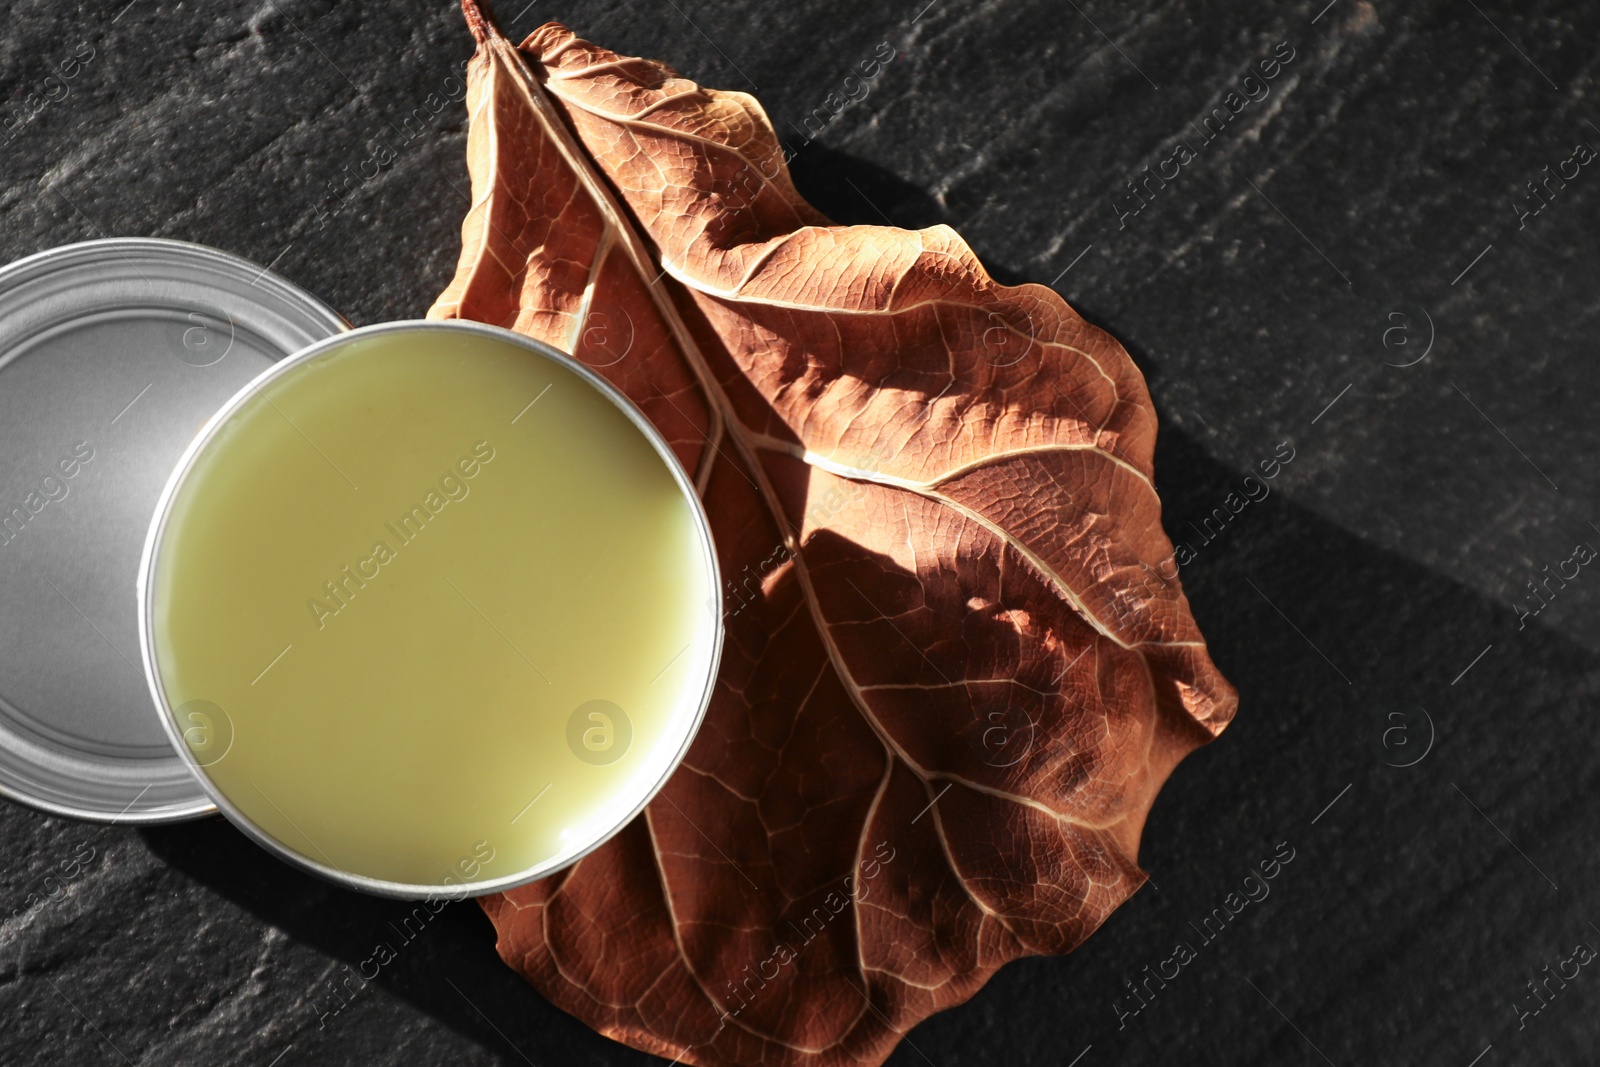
[150,328,717,888]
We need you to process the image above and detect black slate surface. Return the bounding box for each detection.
[3,0,1598,1064]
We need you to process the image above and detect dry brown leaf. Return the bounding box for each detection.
[428,4,1237,1064]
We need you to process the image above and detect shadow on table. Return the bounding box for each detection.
[785,139,952,237]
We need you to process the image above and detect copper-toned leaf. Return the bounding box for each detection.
[428,4,1237,1064]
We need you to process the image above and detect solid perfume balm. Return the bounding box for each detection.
[141,323,719,892]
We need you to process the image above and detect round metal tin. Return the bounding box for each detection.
[0,239,346,822]
[137,320,724,898]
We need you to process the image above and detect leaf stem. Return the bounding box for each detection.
[461,0,499,44]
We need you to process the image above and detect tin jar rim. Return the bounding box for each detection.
[135,318,724,899]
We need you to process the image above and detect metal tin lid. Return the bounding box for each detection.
[0,238,346,822]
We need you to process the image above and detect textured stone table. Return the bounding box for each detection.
[2,0,1597,1063]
